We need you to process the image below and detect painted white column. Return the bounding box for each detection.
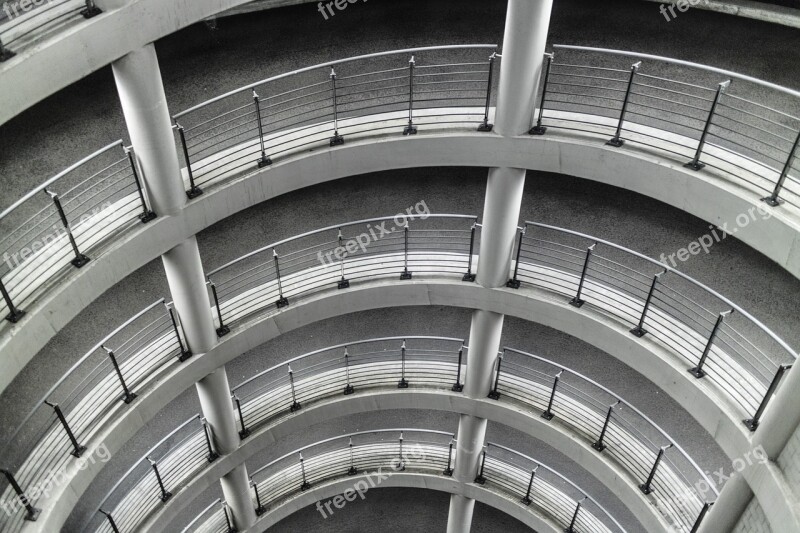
[221,464,258,530]
[475,167,527,289]
[112,44,186,217]
[447,495,476,533]
[494,0,554,137]
[161,237,217,354]
[464,311,504,398]
[196,367,240,454]
[701,364,800,532]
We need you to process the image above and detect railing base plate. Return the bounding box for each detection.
[338,279,350,289]
[71,255,91,268]
[761,196,782,207]
[216,326,231,338]
[348,467,358,476]
[122,393,138,405]
[521,497,532,506]
[400,272,413,280]
[0,49,16,62]
[4,309,25,323]
[398,379,409,389]
[639,484,653,495]
[139,211,157,224]
[23,508,41,522]
[606,138,625,148]
[276,297,289,309]
[684,161,705,171]
[477,123,494,132]
[239,428,251,440]
[330,135,345,147]
[488,391,500,400]
[506,279,521,289]
[474,476,486,485]
[81,5,102,18]
[344,385,355,395]
[529,126,547,135]
[569,298,585,308]
[452,383,464,392]
[403,126,418,135]
[186,186,204,199]
[290,402,302,413]
[257,157,273,168]
[178,351,193,363]
[688,367,706,379]
[541,411,554,421]
[463,273,476,282]
[630,326,647,338]
[743,418,759,432]
[591,442,606,453]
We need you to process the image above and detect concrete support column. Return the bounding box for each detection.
[702,364,800,532]
[464,310,504,399]
[494,0,554,137]
[697,474,751,533]
[161,237,217,354]
[112,43,186,217]
[161,239,256,529]
[476,167,527,289]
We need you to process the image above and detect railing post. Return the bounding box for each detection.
[147,457,173,502]
[0,469,40,521]
[337,229,350,289]
[565,497,586,533]
[487,350,504,400]
[175,123,203,199]
[593,400,620,452]
[521,467,538,505]
[404,56,418,135]
[474,445,488,484]
[348,437,358,475]
[208,280,230,337]
[452,342,465,392]
[400,222,412,280]
[1,277,25,323]
[0,37,16,62]
[343,347,355,395]
[640,444,673,495]
[744,364,791,431]
[443,436,455,476]
[288,365,302,412]
[606,62,641,147]
[125,146,157,223]
[251,478,266,516]
[631,270,666,337]
[763,127,800,206]
[252,90,273,168]
[44,401,86,457]
[398,340,409,389]
[45,189,90,268]
[273,249,289,308]
[397,432,406,471]
[98,510,120,533]
[529,53,554,135]
[102,345,137,404]
[80,0,102,18]
[299,453,311,491]
[478,52,496,132]
[463,222,477,282]
[200,417,219,463]
[542,370,563,421]
[570,243,596,308]
[222,501,235,533]
[690,502,713,533]
[506,226,525,289]
[232,393,250,439]
[329,68,345,146]
[685,80,731,171]
[689,309,734,378]
[166,303,192,362]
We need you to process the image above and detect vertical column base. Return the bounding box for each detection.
[447,494,476,533]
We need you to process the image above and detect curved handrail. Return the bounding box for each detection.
[83,337,711,533]
[174,44,499,118]
[195,429,625,533]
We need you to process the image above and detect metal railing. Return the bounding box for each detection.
[76,336,713,532]
[492,347,715,531]
[206,214,479,331]
[184,429,625,533]
[0,141,156,324]
[0,299,191,532]
[0,0,100,60]
[172,45,498,194]
[507,222,797,431]
[533,45,800,208]
[88,415,219,533]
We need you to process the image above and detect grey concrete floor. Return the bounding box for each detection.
[1,1,800,532]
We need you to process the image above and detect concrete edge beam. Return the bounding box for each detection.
[2,130,798,394]
[21,280,791,533]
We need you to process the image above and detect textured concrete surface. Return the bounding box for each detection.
[1,1,800,532]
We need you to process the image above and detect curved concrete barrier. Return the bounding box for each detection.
[20,279,795,533]
[3,128,798,395]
